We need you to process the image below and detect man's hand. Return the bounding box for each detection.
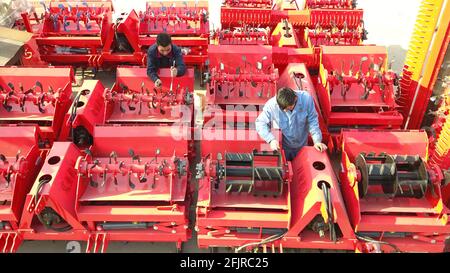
[270,139,280,151]
[314,142,328,152]
[170,67,178,77]
[154,79,162,88]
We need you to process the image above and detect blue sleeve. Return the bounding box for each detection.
[146,47,159,82]
[174,47,186,77]
[255,102,276,143]
[306,95,322,144]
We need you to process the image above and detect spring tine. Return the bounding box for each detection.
[226,184,233,193]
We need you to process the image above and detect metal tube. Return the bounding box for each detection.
[233,227,287,235]
[99,222,157,230]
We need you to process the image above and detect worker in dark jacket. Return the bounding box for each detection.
[147,32,186,87]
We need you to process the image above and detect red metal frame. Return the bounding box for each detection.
[106,67,194,124]
[271,20,302,48]
[21,5,208,69]
[339,130,450,252]
[0,126,45,252]
[315,46,403,132]
[0,67,74,144]
[282,147,355,250]
[40,2,112,35]
[59,80,106,146]
[206,45,278,106]
[139,1,209,36]
[223,0,273,9]
[196,128,356,251]
[305,0,355,9]
[304,22,365,47]
[60,67,194,149]
[196,129,291,250]
[220,4,363,29]
[211,26,271,45]
[19,142,89,243]
[76,125,191,252]
[308,9,363,29]
[17,125,191,252]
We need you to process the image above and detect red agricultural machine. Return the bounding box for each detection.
[195,129,356,252]
[0,66,74,145]
[18,125,190,252]
[18,0,209,70]
[0,0,449,253]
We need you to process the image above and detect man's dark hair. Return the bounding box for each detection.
[276,87,297,110]
[156,32,172,47]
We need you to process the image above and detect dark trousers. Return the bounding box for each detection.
[284,147,301,161]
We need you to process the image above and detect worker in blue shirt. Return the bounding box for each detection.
[255,87,327,161]
[147,32,186,87]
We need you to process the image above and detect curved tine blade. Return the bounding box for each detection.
[138,101,143,115]
[109,151,117,163]
[7,83,14,91]
[139,175,147,183]
[5,172,11,188]
[128,173,136,189]
[38,98,46,113]
[152,176,157,189]
[113,176,118,186]
[89,175,98,188]
[119,101,126,113]
[3,102,12,112]
[360,88,370,100]
[0,154,6,162]
[128,148,135,157]
[84,148,93,157]
[15,150,21,162]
